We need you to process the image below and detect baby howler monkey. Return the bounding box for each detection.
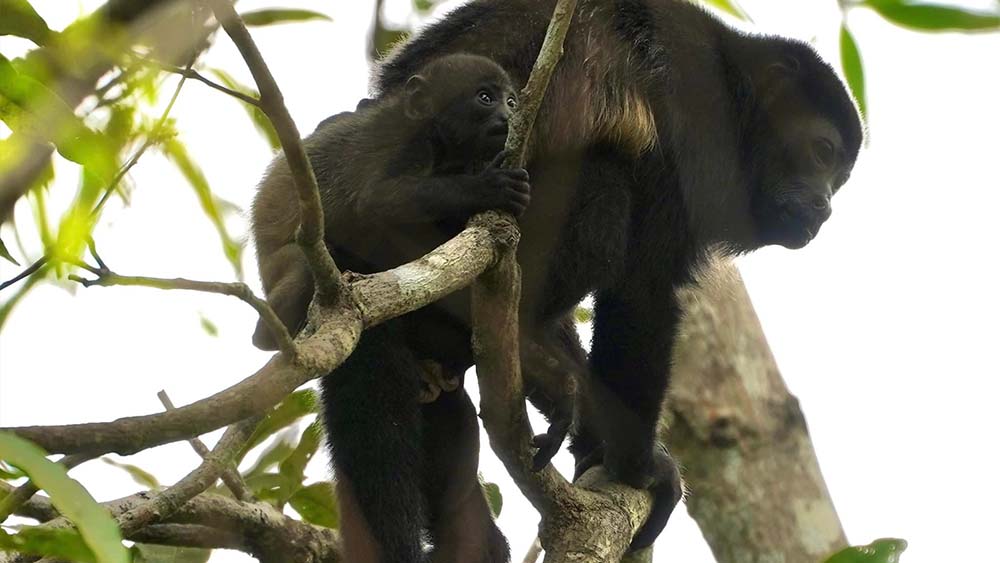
[252,54,526,563]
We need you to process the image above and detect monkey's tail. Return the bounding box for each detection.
[321,321,427,563]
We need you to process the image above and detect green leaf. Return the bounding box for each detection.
[0,460,25,480]
[101,457,161,490]
[279,421,322,485]
[825,538,908,563]
[244,471,299,505]
[0,432,128,563]
[208,69,278,150]
[199,314,219,337]
[863,0,1000,32]
[0,0,53,45]
[0,263,45,331]
[241,437,296,480]
[132,543,212,563]
[573,306,593,324]
[161,138,244,279]
[239,390,318,459]
[239,9,331,27]
[481,481,503,517]
[412,0,440,13]
[0,57,117,185]
[700,0,750,21]
[0,527,96,563]
[288,482,339,528]
[839,24,867,123]
[0,237,19,265]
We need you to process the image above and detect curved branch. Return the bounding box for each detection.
[71,271,297,360]
[1,216,511,456]
[207,0,343,304]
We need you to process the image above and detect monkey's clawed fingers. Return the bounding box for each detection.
[626,444,683,551]
[530,415,570,471]
[417,360,461,404]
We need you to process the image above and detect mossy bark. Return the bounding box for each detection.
[665,260,847,563]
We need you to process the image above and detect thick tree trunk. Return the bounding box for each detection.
[664,260,847,563]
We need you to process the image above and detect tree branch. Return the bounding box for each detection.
[501,0,578,169]
[0,484,342,562]
[93,56,195,216]
[0,256,48,292]
[1,215,512,456]
[116,416,258,535]
[665,260,847,561]
[70,268,298,359]
[157,391,254,502]
[129,523,245,551]
[207,0,343,305]
[471,213,568,509]
[137,57,261,107]
[466,1,661,560]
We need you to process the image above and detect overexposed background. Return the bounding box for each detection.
[2,1,999,562]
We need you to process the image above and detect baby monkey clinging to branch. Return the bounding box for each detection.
[252,53,527,563]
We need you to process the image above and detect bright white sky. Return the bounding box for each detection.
[1,1,998,562]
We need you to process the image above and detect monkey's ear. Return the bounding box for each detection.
[404,75,432,120]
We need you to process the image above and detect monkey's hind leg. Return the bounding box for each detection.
[423,383,510,563]
[321,322,428,563]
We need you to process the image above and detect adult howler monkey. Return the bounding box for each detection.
[372,0,863,552]
[252,54,525,563]
[253,0,863,560]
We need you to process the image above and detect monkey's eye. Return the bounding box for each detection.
[477,90,495,105]
[812,138,836,168]
[507,96,517,109]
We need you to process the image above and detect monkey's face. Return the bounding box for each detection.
[752,114,856,250]
[434,76,518,161]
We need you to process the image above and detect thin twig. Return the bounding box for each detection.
[0,256,48,292]
[92,59,192,216]
[86,237,107,271]
[157,390,255,502]
[139,57,261,107]
[208,0,344,305]
[71,269,297,359]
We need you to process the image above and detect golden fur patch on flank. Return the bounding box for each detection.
[527,8,660,159]
[592,87,658,157]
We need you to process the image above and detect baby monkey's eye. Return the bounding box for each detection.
[507,96,517,109]
[478,90,495,105]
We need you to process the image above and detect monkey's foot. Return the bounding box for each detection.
[530,415,571,471]
[622,444,683,550]
[417,360,461,404]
